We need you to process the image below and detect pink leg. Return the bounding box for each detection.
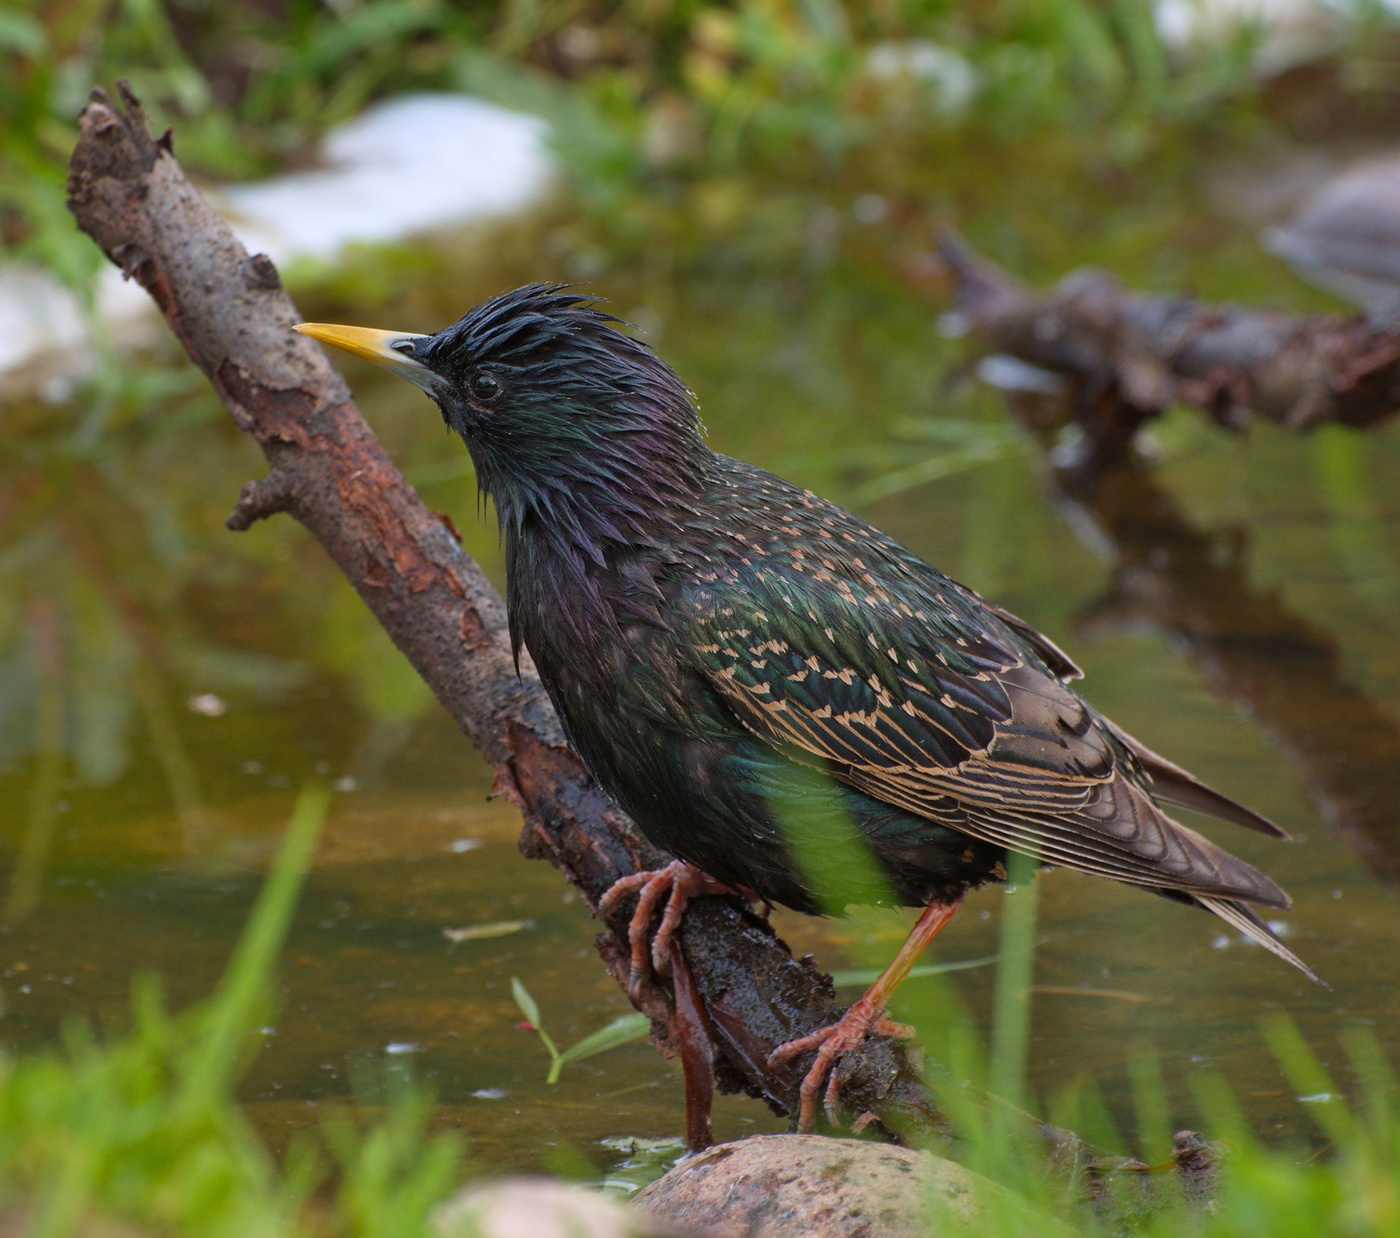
[599,860,733,993]
[768,896,965,1131]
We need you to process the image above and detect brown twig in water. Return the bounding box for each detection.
[937,231,1400,471]
[64,82,940,1136]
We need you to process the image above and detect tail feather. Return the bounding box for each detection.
[1111,725,1290,840]
[1195,894,1328,988]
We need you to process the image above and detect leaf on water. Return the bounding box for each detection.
[830,954,999,988]
[1032,985,1152,1003]
[546,1012,651,1084]
[442,919,533,943]
[509,976,541,1027]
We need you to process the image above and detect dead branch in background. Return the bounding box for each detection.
[938,232,1400,472]
[928,230,1400,884]
[64,83,948,1142]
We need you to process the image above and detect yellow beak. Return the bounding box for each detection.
[294,322,436,391]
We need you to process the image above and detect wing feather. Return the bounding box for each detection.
[684,559,1289,908]
[1194,896,1324,986]
[1106,723,1289,839]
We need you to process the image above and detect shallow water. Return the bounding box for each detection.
[3,125,1400,1171]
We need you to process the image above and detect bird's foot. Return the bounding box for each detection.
[598,860,733,995]
[767,997,915,1132]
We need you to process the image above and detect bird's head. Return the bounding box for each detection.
[296,284,705,545]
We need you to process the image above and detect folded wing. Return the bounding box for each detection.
[683,559,1290,913]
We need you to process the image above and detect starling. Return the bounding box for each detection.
[296,286,1319,1130]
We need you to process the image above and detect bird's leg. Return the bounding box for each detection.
[768,895,965,1132]
[598,860,734,993]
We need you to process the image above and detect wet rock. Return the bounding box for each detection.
[636,1133,1030,1238]
[433,1176,693,1238]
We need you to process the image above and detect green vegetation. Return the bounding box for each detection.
[4,0,1361,295]
[5,2,1400,1233]
[903,850,1400,1237]
[1,780,1393,1235]
[0,785,465,1237]
[509,977,650,1085]
[932,1040,1400,1236]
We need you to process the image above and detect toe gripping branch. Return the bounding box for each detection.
[598,859,738,996]
[768,896,965,1132]
[600,863,965,1136]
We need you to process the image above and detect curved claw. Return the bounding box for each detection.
[768,1008,914,1131]
[598,860,732,996]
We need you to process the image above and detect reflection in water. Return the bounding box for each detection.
[3,178,1400,1166]
[1311,426,1400,613]
[4,599,64,922]
[1036,410,1400,884]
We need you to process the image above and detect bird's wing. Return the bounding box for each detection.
[1102,721,1288,839]
[976,594,1083,682]
[682,560,1287,908]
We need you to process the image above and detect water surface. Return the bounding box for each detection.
[3,132,1399,1170]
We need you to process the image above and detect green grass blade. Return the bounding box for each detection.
[511,977,560,1073]
[989,852,1039,1112]
[1263,1013,1355,1147]
[554,1013,652,1072]
[176,782,329,1116]
[509,976,541,1027]
[1128,1045,1172,1164]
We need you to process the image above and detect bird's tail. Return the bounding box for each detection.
[1195,894,1328,988]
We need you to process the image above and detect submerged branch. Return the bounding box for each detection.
[938,231,1400,470]
[922,232,1400,883]
[65,83,939,1137]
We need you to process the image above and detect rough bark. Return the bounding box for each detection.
[64,84,938,1134]
[938,231,1400,471]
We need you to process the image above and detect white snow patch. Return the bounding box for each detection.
[218,94,550,264]
[1155,0,1373,75]
[1,94,552,399]
[863,41,979,116]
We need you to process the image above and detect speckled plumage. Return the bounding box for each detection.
[390,285,1315,980]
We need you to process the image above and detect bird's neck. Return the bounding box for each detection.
[491,444,706,560]
[493,444,711,665]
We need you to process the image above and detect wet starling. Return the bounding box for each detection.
[296,286,1319,1130]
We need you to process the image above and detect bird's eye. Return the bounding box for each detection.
[469,370,502,401]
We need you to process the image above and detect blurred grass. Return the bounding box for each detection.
[4,0,1359,296]
[901,862,1400,1238]
[2,780,1396,1235]
[0,783,467,1237]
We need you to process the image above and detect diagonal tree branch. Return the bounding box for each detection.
[65,82,941,1137]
